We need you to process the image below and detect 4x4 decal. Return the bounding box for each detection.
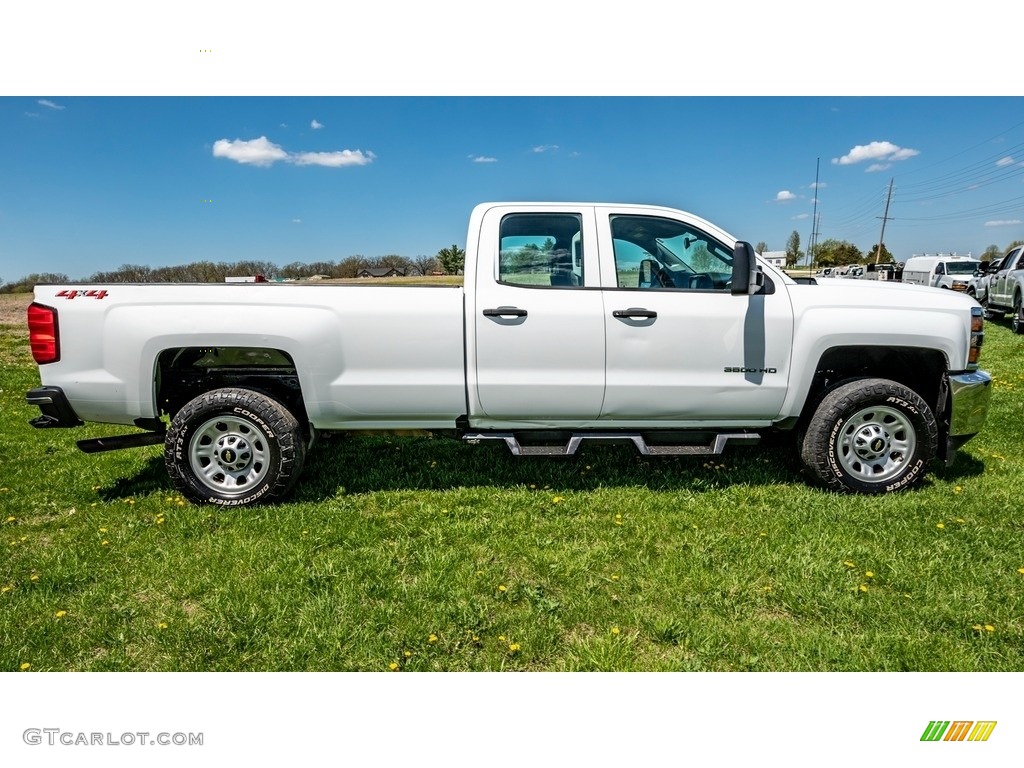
[56,289,108,300]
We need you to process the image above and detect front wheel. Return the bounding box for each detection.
[165,388,306,506]
[1013,295,1024,334]
[800,378,937,494]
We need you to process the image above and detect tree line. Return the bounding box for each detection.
[0,245,468,294]
[759,230,1024,270]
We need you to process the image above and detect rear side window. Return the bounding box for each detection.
[498,213,584,288]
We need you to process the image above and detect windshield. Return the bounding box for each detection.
[945,262,979,275]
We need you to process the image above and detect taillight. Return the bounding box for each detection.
[27,303,60,364]
[968,306,983,368]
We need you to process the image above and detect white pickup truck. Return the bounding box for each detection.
[25,202,992,506]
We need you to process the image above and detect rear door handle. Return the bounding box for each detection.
[483,306,528,318]
[613,308,657,319]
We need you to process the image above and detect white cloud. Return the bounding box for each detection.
[291,218,302,224]
[469,154,497,163]
[866,163,891,173]
[775,190,796,201]
[213,137,289,167]
[810,182,827,189]
[996,156,1015,167]
[532,144,559,153]
[213,137,375,168]
[38,99,65,110]
[290,149,375,167]
[792,213,810,220]
[311,119,324,130]
[832,141,919,166]
[984,219,1022,227]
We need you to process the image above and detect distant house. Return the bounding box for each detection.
[758,251,787,268]
[225,275,268,283]
[356,267,407,278]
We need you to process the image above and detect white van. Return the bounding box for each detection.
[901,255,980,292]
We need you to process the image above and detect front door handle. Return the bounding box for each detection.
[483,306,528,318]
[613,308,657,319]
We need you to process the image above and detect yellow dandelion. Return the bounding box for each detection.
[508,643,521,652]
[404,650,412,658]
[20,662,30,671]
[1017,568,1024,575]
[55,610,67,618]
[155,517,165,525]
[552,496,565,504]
[1,585,12,593]
[5,516,14,523]
[472,636,480,643]
[953,486,963,495]
[101,540,109,546]
[611,574,620,582]
[611,626,620,636]
[936,523,945,530]
[158,622,168,629]
[498,635,506,642]
[865,571,874,578]
[127,499,135,505]
[498,585,507,592]
[761,585,773,592]
[843,561,855,568]
[955,518,966,524]
[30,574,39,582]
[20,536,26,542]
[859,584,869,593]
[985,625,995,632]
[99,527,107,533]
[177,501,185,506]
[428,634,438,643]
[388,662,399,671]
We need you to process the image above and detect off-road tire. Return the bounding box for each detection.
[165,388,306,506]
[800,378,937,494]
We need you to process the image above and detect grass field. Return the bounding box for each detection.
[2,291,1023,671]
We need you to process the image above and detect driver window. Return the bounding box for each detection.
[610,214,733,291]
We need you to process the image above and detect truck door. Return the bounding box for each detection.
[992,247,1023,306]
[469,207,607,423]
[595,209,794,422]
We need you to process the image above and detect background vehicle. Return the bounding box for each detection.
[983,245,1024,333]
[901,255,980,292]
[967,255,1004,318]
[25,202,992,505]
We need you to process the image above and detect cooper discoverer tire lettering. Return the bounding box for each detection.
[800,378,937,494]
[165,388,305,506]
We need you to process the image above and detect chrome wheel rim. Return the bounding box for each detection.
[836,405,916,483]
[189,415,271,496]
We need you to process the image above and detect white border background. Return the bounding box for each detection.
[2,3,1020,764]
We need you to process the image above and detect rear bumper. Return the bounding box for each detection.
[943,370,992,462]
[25,386,83,428]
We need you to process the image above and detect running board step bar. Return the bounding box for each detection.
[462,432,760,457]
[77,431,166,454]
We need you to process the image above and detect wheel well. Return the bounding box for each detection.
[155,347,306,430]
[801,346,947,426]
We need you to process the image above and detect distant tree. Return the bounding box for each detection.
[785,230,802,268]
[437,244,466,275]
[1007,240,1024,251]
[412,255,440,276]
[982,244,1002,261]
[755,241,768,255]
[814,238,861,268]
[866,244,894,264]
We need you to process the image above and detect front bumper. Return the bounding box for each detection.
[943,370,992,462]
[25,386,83,428]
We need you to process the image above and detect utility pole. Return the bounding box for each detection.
[807,158,820,273]
[874,178,894,264]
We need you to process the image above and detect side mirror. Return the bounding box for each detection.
[731,241,761,295]
[639,259,655,288]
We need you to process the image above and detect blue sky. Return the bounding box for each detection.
[2,96,1022,281]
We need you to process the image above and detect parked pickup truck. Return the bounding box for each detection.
[25,202,993,505]
[979,245,1024,333]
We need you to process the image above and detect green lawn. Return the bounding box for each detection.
[2,292,1023,671]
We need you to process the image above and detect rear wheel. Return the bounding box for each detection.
[1013,295,1024,334]
[800,378,936,494]
[165,388,306,506]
